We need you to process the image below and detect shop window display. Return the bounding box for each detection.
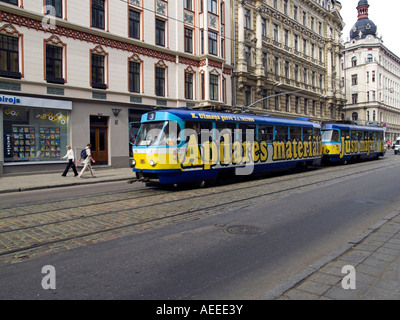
[3,106,69,162]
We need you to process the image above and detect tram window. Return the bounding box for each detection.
[357,131,363,141]
[290,127,302,141]
[341,129,349,139]
[258,125,273,142]
[322,129,339,142]
[275,126,288,141]
[368,132,374,140]
[136,121,172,146]
[238,123,256,141]
[162,121,181,145]
[216,122,236,143]
[303,127,313,140]
[351,130,358,140]
[185,121,212,143]
[314,128,320,137]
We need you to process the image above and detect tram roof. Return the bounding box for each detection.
[143,109,320,127]
[322,123,384,132]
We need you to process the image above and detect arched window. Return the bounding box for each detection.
[366,54,373,63]
[352,112,358,121]
[351,56,357,67]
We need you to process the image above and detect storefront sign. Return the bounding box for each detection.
[0,94,72,110]
[0,95,21,105]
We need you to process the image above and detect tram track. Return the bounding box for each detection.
[0,157,397,262]
[0,157,392,221]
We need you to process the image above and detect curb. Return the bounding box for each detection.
[0,177,131,194]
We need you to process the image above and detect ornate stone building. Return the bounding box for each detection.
[0,0,233,175]
[342,0,400,141]
[232,0,345,121]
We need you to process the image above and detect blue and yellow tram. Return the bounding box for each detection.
[131,108,322,185]
[321,123,385,163]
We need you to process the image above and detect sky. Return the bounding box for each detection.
[339,0,400,57]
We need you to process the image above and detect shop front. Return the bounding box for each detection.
[1,94,72,175]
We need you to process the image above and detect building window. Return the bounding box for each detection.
[367,54,373,63]
[245,46,251,66]
[185,72,193,100]
[286,95,290,112]
[351,74,357,85]
[274,57,279,75]
[284,0,288,15]
[201,73,205,100]
[210,74,218,101]
[352,94,358,104]
[184,0,192,11]
[294,6,298,21]
[351,56,357,67]
[156,19,166,47]
[46,44,64,84]
[0,34,20,79]
[208,0,217,14]
[294,34,299,51]
[294,64,299,82]
[0,0,18,5]
[91,53,106,89]
[184,28,193,53]
[129,61,140,93]
[244,9,251,29]
[92,0,105,30]
[284,29,289,47]
[275,93,279,111]
[129,10,140,40]
[208,31,218,55]
[45,0,63,18]
[155,66,165,96]
[295,96,300,113]
[273,24,279,42]
[262,18,267,37]
[303,68,307,84]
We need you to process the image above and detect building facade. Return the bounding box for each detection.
[0,0,232,175]
[342,0,400,142]
[232,0,345,121]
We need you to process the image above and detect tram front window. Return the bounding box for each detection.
[322,129,339,142]
[135,121,180,146]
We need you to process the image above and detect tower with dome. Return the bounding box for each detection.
[342,0,400,142]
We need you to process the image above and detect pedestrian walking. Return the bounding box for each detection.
[60,145,78,177]
[78,143,96,178]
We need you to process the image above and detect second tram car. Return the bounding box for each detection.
[132,108,322,185]
[321,123,385,163]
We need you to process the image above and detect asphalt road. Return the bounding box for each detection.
[0,155,400,300]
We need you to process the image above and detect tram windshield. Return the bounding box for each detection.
[322,129,340,142]
[135,121,181,146]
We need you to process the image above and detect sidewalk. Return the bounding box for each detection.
[0,166,135,193]
[261,209,400,300]
[1,167,400,299]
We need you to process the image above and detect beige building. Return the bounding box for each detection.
[0,0,232,175]
[232,0,345,121]
[342,0,400,141]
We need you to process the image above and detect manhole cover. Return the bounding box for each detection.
[225,225,264,236]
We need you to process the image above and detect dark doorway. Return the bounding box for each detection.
[90,116,108,165]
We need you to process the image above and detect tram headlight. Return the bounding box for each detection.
[132,159,136,166]
[150,159,157,166]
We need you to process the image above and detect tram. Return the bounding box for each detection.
[321,123,385,163]
[131,108,322,185]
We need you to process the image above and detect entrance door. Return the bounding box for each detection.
[90,116,108,165]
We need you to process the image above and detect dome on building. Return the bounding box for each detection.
[350,18,377,40]
[349,0,377,40]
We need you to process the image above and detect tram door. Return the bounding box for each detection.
[90,116,108,165]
